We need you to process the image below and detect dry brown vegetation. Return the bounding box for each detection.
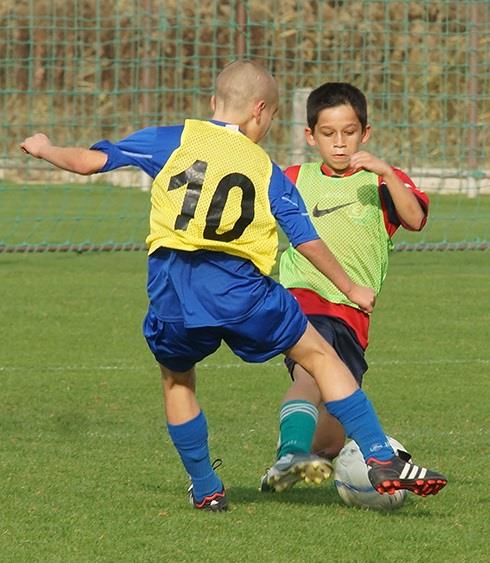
[1,0,488,170]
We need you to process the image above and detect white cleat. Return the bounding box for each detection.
[259,453,333,493]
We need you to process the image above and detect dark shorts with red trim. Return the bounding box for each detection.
[285,314,368,386]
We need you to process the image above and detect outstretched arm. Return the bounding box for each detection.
[350,151,426,230]
[20,133,107,175]
[296,238,376,313]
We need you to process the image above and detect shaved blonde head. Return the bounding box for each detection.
[214,60,278,115]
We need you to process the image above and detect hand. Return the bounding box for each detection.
[346,284,376,314]
[349,151,391,177]
[20,133,52,158]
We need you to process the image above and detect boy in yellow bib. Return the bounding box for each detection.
[21,64,445,511]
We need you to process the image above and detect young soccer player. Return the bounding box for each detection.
[21,63,446,512]
[260,82,441,495]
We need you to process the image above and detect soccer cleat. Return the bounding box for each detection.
[259,453,333,493]
[367,455,447,497]
[187,458,229,512]
[188,484,229,511]
[259,468,301,493]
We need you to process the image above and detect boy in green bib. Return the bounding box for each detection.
[261,82,431,492]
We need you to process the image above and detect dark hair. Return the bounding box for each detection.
[306,82,368,131]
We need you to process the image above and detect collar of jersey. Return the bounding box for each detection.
[320,162,360,178]
[210,119,240,132]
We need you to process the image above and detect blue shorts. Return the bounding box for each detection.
[143,248,307,371]
[285,314,368,386]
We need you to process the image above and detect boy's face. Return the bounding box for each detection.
[305,104,371,174]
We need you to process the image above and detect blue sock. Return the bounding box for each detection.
[325,389,394,461]
[167,411,222,501]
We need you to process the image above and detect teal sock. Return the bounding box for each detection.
[276,400,318,459]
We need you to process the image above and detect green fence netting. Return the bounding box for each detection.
[1,0,489,252]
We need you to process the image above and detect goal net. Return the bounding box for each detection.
[1,0,488,252]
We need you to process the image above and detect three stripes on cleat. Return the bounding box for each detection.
[375,461,446,496]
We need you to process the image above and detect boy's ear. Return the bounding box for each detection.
[304,127,316,147]
[253,100,266,121]
[361,124,372,144]
[210,95,216,112]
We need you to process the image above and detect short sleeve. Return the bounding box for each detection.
[379,167,430,236]
[269,163,319,247]
[91,125,183,178]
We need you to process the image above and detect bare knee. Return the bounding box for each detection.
[288,323,342,375]
[159,364,195,391]
[287,323,358,401]
[285,365,322,405]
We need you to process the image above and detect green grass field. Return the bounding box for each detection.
[1,249,489,562]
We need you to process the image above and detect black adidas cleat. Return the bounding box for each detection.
[188,484,229,511]
[367,455,447,497]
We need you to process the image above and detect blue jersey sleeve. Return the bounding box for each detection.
[269,163,319,247]
[90,125,184,179]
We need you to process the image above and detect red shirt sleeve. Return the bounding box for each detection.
[379,167,430,238]
[284,165,301,185]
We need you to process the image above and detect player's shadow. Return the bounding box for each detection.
[226,484,444,518]
[228,483,342,507]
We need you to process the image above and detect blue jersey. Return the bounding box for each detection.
[91,122,318,250]
[92,122,318,332]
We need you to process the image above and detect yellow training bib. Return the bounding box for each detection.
[146,120,278,275]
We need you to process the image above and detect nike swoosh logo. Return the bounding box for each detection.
[312,201,356,217]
